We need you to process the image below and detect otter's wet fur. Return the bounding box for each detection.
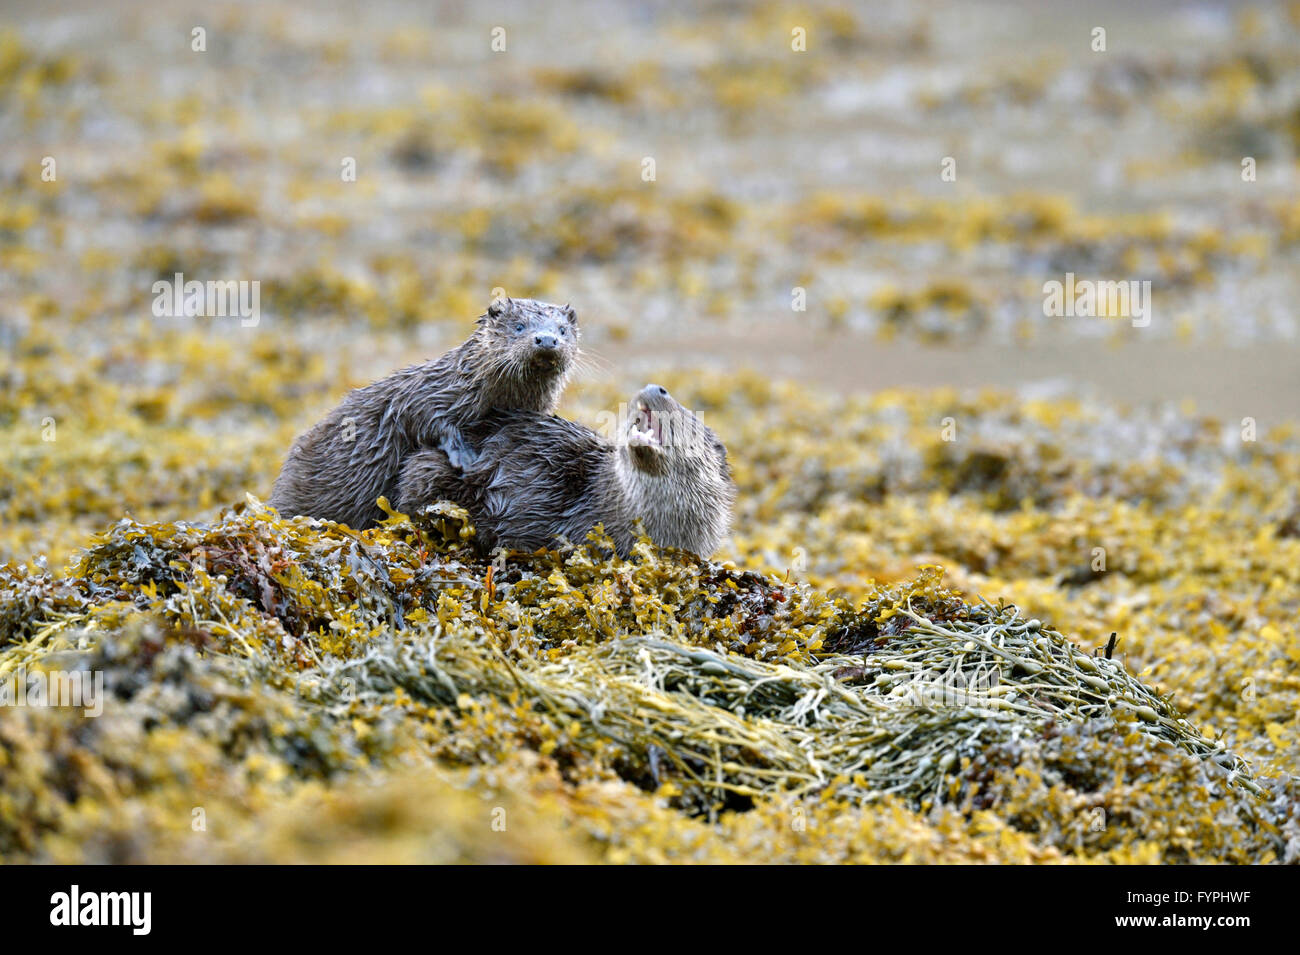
[395,384,734,557]
[270,298,579,528]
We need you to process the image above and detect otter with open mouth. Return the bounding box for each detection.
[269,297,579,529]
[395,384,734,557]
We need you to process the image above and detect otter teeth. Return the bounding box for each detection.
[626,400,662,447]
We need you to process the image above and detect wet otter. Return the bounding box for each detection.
[395,384,734,557]
[270,297,579,528]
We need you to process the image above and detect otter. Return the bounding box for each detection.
[269,297,579,528]
[395,384,734,557]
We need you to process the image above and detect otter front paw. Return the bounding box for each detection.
[446,447,476,470]
[441,431,479,471]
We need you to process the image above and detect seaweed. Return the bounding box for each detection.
[1,496,1292,863]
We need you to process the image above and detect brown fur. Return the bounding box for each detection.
[395,384,734,557]
[269,297,579,528]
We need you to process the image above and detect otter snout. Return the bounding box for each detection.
[638,383,675,410]
[522,308,577,369]
[529,325,569,368]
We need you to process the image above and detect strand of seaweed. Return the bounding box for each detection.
[298,606,1261,808]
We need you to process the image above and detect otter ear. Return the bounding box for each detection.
[487,297,512,319]
[563,303,577,324]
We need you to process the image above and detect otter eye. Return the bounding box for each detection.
[513,323,525,333]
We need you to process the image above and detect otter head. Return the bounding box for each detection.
[474,296,579,403]
[621,383,734,555]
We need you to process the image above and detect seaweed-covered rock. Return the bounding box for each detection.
[1,501,1292,863]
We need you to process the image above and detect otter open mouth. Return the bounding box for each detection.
[627,400,663,449]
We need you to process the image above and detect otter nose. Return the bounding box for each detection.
[534,334,558,350]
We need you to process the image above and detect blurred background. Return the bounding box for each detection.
[2,0,1299,566]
